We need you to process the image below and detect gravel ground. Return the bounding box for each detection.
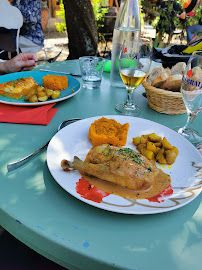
[36,30,69,62]
[36,27,186,63]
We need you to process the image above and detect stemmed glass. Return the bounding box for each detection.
[115,37,152,116]
[173,51,202,144]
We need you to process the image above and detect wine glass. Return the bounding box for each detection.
[173,51,202,144]
[115,37,152,116]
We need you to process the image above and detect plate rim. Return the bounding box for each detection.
[47,115,202,215]
[0,70,81,106]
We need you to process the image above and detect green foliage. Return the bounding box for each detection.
[140,0,159,26]
[178,4,202,30]
[55,0,67,33]
[91,0,109,31]
[55,0,108,34]
[141,0,202,37]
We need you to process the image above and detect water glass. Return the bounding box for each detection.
[173,51,202,144]
[79,56,106,89]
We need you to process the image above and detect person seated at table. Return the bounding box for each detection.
[11,0,44,54]
[0,52,37,74]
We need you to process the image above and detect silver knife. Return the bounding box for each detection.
[40,69,81,77]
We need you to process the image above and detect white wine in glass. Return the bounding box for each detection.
[115,37,152,116]
[173,51,202,144]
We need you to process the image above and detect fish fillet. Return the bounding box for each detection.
[0,77,36,94]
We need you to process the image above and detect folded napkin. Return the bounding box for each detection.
[0,103,57,125]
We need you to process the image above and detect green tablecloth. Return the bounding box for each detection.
[0,60,201,270]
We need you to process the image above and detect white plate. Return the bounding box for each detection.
[47,115,202,215]
[0,71,81,106]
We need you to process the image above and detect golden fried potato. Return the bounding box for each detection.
[140,136,147,144]
[133,136,141,146]
[51,90,61,99]
[24,88,37,101]
[147,141,157,153]
[156,148,167,164]
[133,132,178,165]
[37,91,48,101]
[29,94,38,103]
[172,146,179,155]
[154,142,162,148]
[162,137,173,150]
[38,96,48,102]
[136,143,146,153]
[148,133,162,142]
[37,86,45,92]
[165,148,178,165]
[140,148,154,160]
[45,89,54,97]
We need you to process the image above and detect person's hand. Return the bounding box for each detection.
[3,53,37,74]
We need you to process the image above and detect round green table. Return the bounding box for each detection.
[0,60,201,270]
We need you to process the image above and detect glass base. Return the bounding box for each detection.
[173,126,202,145]
[115,103,141,116]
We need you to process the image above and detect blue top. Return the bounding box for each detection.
[12,0,44,46]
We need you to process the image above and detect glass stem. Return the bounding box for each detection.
[183,110,197,131]
[125,87,135,106]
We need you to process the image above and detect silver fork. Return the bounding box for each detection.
[7,118,81,172]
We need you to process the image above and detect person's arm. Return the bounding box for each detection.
[20,1,42,24]
[0,53,37,74]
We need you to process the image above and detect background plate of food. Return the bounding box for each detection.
[0,71,81,106]
[47,115,202,215]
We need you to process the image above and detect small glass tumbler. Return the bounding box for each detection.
[79,56,106,89]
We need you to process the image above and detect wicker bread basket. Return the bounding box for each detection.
[142,80,186,115]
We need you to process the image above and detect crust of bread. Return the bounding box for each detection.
[146,63,201,93]
[171,62,186,75]
[147,67,165,85]
[161,74,182,91]
[165,67,171,75]
[192,67,202,78]
[151,73,169,88]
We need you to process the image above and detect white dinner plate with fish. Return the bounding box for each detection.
[47,115,202,215]
[0,71,80,106]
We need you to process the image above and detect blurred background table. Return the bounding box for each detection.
[0,59,201,270]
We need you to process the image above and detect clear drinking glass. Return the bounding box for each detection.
[79,56,106,89]
[115,37,152,116]
[173,51,202,144]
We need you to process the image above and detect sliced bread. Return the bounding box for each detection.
[147,67,165,85]
[151,73,169,88]
[161,74,182,91]
[171,62,186,75]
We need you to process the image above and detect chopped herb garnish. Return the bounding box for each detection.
[117,148,142,165]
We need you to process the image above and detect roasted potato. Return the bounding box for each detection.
[133,133,178,165]
[51,90,61,99]
[45,89,54,97]
[148,133,161,142]
[29,94,38,103]
[140,148,154,160]
[24,84,62,103]
[165,148,178,165]
[162,137,173,150]
[133,136,141,146]
[147,141,157,153]
[24,88,37,101]
[156,148,167,164]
